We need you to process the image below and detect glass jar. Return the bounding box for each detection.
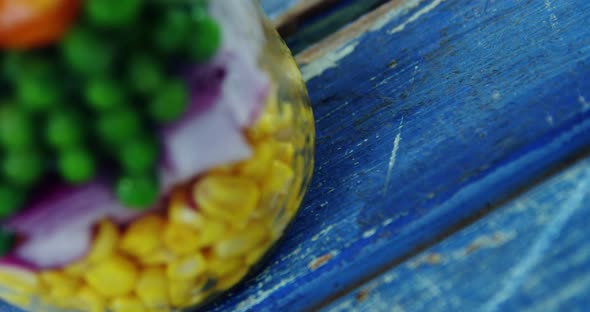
[0,1,314,311]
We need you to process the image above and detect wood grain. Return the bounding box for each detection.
[209,0,590,310]
[323,155,590,311]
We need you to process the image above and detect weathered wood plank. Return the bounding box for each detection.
[322,155,590,312]
[207,0,590,310]
[3,0,590,311]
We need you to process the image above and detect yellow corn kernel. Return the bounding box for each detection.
[111,296,146,312]
[168,193,206,230]
[252,193,281,220]
[88,219,119,263]
[163,223,201,256]
[213,225,268,259]
[167,253,207,280]
[136,267,169,310]
[0,266,39,293]
[273,141,295,165]
[265,84,279,113]
[39,271,80,302]
[120,215,164,258]
[38,294,54,306]
[197,219,228,247]
[238,141,274,180]
[246,92,279,140]
[207,255,243,277]
[208,164,235,175]
[1,292,33,309]
[168,277,206,307]
[84,256,137,297]
[74,286,105,312]
[195,175,260,226]
[256,200,279,227]
[246,240,273,266]
[275,104,295,137]
[263,160,295,195]
[249,113,276,139]
[146,308,170,312]
[216,267,248,291]
[139,248,176,266]
[63,260,90,277]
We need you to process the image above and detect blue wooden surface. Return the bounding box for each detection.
[209,0,590,310]
[323,155,590,312]
[3,0,590,311]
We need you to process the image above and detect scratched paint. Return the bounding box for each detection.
[203,0,590,310]
[579,95,590,111]
[383,116,404,194]
[388,0,445,34]
[301,40,360,81]
[543,0,560,31]
[324,156,590,312]
[482,174,589,311]
[370,0,424,31]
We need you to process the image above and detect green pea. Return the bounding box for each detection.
[149,79,189,123]
[2,150,44,187]
[58,148,96,184]
[96,108,142,146]
[154,10,192,54]
[115,174,159,210]
[62,28,114,76]
[86,0,143,27]
[11,58,62,112]
[0,185,25,219]
[0,106,34,150]
[120,138,158,174]
[0,229,16,256]
[85,78,127,112]
[189,15,222,63]
[17,77,62,112]
[127,54,164,96]
[46,110,84,150]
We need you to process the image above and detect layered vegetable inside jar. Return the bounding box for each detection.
[0,0,314,311]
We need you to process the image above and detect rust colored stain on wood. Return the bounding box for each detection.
[425,253,443,265]
[309,253,334,270]
[355,289,371,302]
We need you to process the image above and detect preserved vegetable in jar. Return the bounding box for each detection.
[0,0,314,311]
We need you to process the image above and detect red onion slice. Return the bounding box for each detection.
[5,183,141,269]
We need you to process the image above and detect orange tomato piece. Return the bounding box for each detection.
[0,0,80,49]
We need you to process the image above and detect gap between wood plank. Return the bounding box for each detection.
[274,0,343,35]
[312,145,590,311]
[295,0,410,65]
